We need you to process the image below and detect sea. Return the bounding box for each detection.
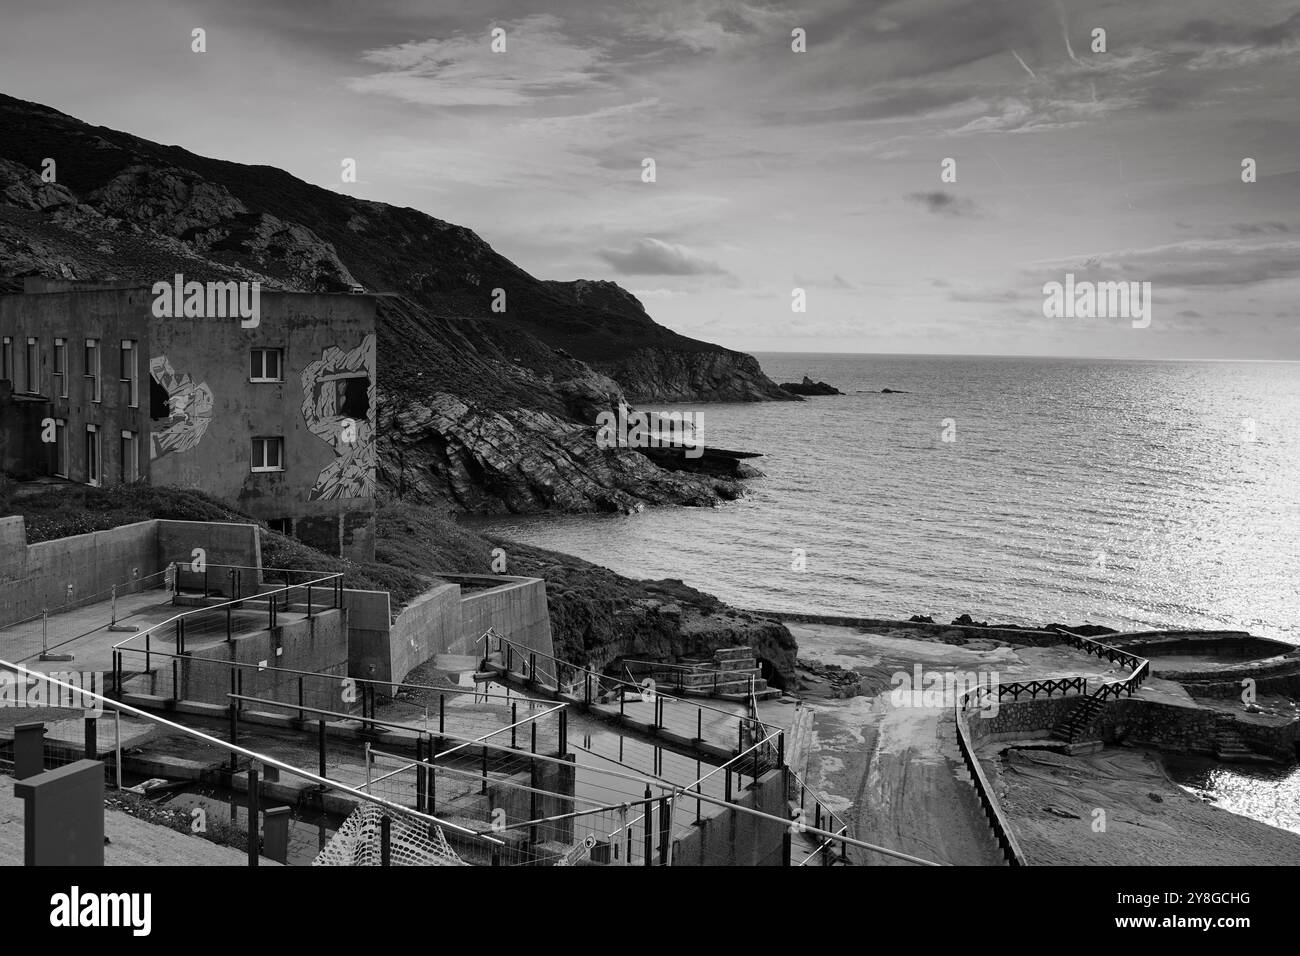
[475,353,1300,646]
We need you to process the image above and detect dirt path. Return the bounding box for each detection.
[789,621,1127,866]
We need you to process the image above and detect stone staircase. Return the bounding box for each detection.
[1051,693,1106,748]
[649,646,780,701]
[1212,714,1261,762]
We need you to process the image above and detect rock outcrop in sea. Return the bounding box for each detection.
[779,376,843,396]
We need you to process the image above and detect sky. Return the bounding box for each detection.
[0,0,1298,359]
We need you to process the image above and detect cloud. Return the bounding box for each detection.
[905,190,980,218]
[597,237,730,276]
[793,273,860,291]
[1027,239,1300,290]
[346,14,608,107]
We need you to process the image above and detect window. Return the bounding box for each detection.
[1,337,11,383]
[266,518,292,535]
[150,378,170,419]
[53,419,68,477]
[85,424,100,487]
[250,348,283,383]
[84,338,100,403]
[337,376,370,419]
[53,338,67,398]
[24,337,38,394]
[250,437,284,472]
[120,340,138,407]
[120,430,138,483]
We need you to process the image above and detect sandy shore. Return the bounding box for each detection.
[996,747,1300,865]
[789,620,1300,866]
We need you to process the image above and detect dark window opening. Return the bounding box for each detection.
[150,378,170,419]
[338,376,370,420]
[267,518,292,535]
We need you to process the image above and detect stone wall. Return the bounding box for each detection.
[966,694,1079,745]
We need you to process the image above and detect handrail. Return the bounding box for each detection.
[0,567,172,629]
[111,569,344,652]
[0,657,503,846]
[114,642,553,706]
[494,635,780,736]
[953,691,1026,866]
[953,628,1153,866]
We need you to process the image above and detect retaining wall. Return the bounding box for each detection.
[0,517,259,625]
[669,769,787,866]
[345,576,553,688]
[180,608,348,712]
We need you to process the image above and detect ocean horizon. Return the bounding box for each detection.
[472,352,1300,646]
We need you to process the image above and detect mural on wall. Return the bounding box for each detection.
[149,356,213,460]
[301,333,376,500]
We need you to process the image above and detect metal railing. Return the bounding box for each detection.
[0,657,505,865]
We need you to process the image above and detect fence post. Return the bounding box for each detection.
[511,703,517,749]
[307,583,313,618]
[529,653,536,687]
[429,736,438,814]
[171,659,178,702]
[83,715,96,761]
[226,602,233,642]
[318,719,327,783]
[114,709,123,791]
[247,765,260,867]
[298,677,304,722]
[145,630,151,674]
[657,796,670,865]
[559,709,568,757]
[380,815,391,866]
[439,694,445,735]
[416,736,426,812]
[643,787,654,866]
[229,695,239,771]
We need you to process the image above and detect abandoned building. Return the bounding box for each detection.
[0,278,377,561]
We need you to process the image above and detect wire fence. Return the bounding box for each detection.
[491,635,782,766]
[0,657,507,866]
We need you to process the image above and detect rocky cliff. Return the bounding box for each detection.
[0,92,791,514]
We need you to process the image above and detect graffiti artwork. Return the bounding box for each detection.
[301,333,376,500]
[149,356,213,460]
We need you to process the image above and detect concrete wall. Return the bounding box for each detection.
[669,769,787,866]
[0,517,262,625]
[181,608,349,712]
[347,576,554,688]
[0,516,158,624]
[449,575,554,660]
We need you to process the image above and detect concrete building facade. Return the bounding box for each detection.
[0,279,377,561]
